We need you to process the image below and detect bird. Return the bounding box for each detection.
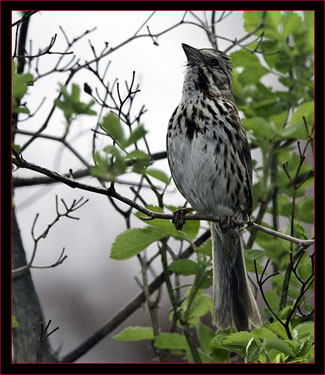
[166,43,262,331]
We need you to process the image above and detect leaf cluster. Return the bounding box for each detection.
[91,112,169,183]
[54,83,97,124]
[12,61,34,114]
[113,319,313,363]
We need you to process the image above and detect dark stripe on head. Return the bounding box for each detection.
[195,67,209,92]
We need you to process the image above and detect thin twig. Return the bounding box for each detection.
[254,260,292,340]
[12,196,88,277]
[14,34,74,58]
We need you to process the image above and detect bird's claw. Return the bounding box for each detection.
[172,207,194,230]
[220,209,242,232]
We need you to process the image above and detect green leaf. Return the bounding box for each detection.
[266,11,282,30]
[221,331,255,356]
[182,218,200,241]
[188,294,213,326]
[238,66,269,85]
[276,195,293,219]
[293,321,314,339]
[296,252,313,281]
[264,321,288,340]
[101,112,125,145]
[199,269,213,289]
[140,205,164,213]
[287,337,313,363]
[269,111,288,131]
[195,240,212,257]
[12,316,19,328]
[277,153,313,198]
[244,11,282,40]
[244,249,265,273]
[230,49,262,68]
[253,225,290,263]
[55,83,96,123]
[71,83,80,101]
[90,152,109,177]
[242,117,275,139]
[144,168,170,185]
[295,197,314,224]
[290,220,309,240]
[186,294,213,326]
[169,259,200,276]
[287,289,300,299]
[297,336,313,357]
[91,148,127,179]
[103,144,123,157]
[114,326,154,341]
[124,150,149,160]
[264,11,283,40]
[260,40,280,69]
[12,143,21,153]
[154,333,189,350]
[196,321,215,353]
[264,338,296,357]
[210,334,231,362]
[134,213,190,242]
[283,12,302,38]
[165,205,181,212]
[252,327,278,340]
[245,337,261,363]
[303,11,314,49]
[243,11,265,33]
[12,61,34,98]
[12,61,34,113]
[13,105,30,114]
[124,125,147,147]
[110,226,167,260]
[289,101,314,135]
[264,290,280,315]
[223,331,255,347]
[195,348,213,363]
[281,122,310,140]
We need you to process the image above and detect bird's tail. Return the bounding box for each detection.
[210,222,262,331]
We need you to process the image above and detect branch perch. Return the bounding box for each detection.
[12,157,314,247]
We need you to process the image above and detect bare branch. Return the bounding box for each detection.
[33,320,59,363]
[14,34,74,59]
[12,195,88,277]
[12,11,39,27]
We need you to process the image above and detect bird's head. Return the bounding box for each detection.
[181,43,233,100]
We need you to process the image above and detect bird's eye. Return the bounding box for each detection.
[211,58,220,67]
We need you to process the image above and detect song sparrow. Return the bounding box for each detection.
[166,44,262,331]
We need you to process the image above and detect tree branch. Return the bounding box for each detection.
[12,151,167,188]
[12,157,314,248]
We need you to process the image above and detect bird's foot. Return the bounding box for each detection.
[220,209,242,232]
[172,207,194,230]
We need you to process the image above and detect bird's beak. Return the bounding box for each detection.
[182,43,203,64]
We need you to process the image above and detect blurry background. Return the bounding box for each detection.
[12,10,312,363]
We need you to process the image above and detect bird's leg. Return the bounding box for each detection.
[220,208,243,232]
[172,207,194,230]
